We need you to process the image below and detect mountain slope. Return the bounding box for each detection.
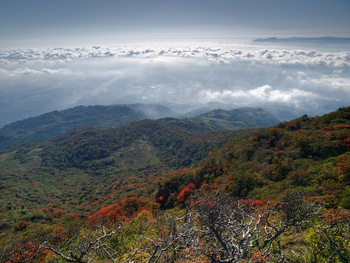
[1,108,349,263]
[40,118,228,170]
[192,107,280,130]
[156,106,350,208]
[0,105,278,150]
[0,104,176,150]
[0,118,235,221]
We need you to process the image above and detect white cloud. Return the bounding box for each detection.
[199,85,314,107]
[1,43,349,67]
[0,41,349,126]
[41,68,71,74]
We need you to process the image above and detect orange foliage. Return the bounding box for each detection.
[241,199,269,210]
[200,182,219,192]
[68,213,79,220]
[167,168,190,178]
[90,197,159,225]
[323,124,350,131]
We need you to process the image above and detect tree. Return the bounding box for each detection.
[0,192,324,263]
[178,192,319,262]
[139,191,321,262]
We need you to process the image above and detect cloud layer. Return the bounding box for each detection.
[0,41,349,126]
[1,44,349,66]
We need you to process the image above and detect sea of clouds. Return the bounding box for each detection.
[0,41,349,127]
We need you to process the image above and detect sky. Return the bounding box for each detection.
[0,0,349,127]
[1,0,349,46]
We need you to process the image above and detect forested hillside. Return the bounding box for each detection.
[157,106,350,208]
[0,107,349,262]
[0,105,148,150]
[0,105,279,150]
[0,118,235,220]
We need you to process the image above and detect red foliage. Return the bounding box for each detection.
[287,122,298,131]
[192,198,216,208]
[251,250,268,263]
[68,213,79,220]
[324,124,350,131]
[42,207,54,213]
[322,209,350,224]
[51,209,64,218]
[343,136,350,147]
[177,183,195,204]
[6,240,49,263]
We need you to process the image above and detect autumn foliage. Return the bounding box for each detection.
[177,183,195,204]
[89,197,159,225]
[1,107,350,262]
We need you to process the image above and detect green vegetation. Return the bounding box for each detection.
[0,106,349,262]
[0,118,234,223]
[0,105,279,150]
[157,107,350,208]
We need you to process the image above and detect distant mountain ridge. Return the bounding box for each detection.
[191,107,280,130]
[253,36,350,44]
[0,104,150,150]
[0,104,279,150]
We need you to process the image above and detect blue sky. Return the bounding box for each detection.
[1,0,349,46]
